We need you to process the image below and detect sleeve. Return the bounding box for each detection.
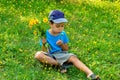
[62,31,69,44]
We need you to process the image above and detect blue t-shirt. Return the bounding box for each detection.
[40,30,69,54]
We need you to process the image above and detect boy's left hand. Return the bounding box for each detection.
[56,40,63,46]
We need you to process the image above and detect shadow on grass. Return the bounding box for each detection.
[33,59,86,80]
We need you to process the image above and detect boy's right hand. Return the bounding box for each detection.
[42,38,46,45]
[56,40,63,46]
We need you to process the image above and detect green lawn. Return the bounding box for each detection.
[0,0,120,80]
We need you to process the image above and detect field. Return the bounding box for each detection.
[0,0,120,80]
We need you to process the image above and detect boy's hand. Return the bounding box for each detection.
[56,40,68,51]
[56,40,63,46]
[42,38,46,45]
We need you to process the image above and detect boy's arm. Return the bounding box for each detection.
[59,43,69,51]
[56,40,69,51]
[41,38,48,52]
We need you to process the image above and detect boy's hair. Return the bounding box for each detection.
[48,10,68,23]
[50,20,54,24]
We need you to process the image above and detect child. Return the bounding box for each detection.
[35,10,100,80]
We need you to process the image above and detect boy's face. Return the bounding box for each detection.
[50,22,65,34]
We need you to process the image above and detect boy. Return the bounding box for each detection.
[35,10,100,80]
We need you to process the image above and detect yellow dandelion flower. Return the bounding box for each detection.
[29,18,39,29]
[83,34,86,36]
[93,41,97,44]
[107,34,111,37]
[112,53,115,56]
[43,17,48,23]
[60,1,63,3]
[0,61,2,64]
[66,31,69,34]
[33,30,37,35]
[29,18,39,26]
[33,19,39,24]
[29,20,34,29]
[29,19,34,26]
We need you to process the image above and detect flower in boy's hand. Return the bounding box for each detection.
[29,18,39,27]
[28,18,47,38]
[56,40,63,46]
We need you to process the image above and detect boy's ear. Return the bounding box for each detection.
[49,22,52,24]
[49,22,52,25]
[49,22,53,25]
[49,22,53,27]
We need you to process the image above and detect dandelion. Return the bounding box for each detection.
[60,1,64,3]
[43,17,48,23]
[29,18,39,28]
[80,25,82,28]
[0,61,2,64]
[107,34,111,37]
[112,53,115,56]
[28,18,46,37]
[29,19,34,26]
[33,18,39,24]
[87,48,90,51]
[3,73,6,76]
[33,30,37,35]
[93,41,97,44]
[66,31,69,34]
[83,34,86,37]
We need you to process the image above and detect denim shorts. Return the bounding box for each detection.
[45,51,76,66]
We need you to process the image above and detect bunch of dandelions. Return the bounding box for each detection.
[29,17,48,38]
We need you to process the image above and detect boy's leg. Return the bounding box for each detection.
[35,51,58,66]
[67,56,100,79]
[67,56,93,76]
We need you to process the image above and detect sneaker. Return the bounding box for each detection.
[60,66,67,73]
[89,74,101,80]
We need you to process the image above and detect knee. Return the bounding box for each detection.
[69,56,78,63]
[35,51,43,59]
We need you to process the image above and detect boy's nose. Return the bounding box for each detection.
[59,28,63,31]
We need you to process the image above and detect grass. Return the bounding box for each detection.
[0,0,120,80]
